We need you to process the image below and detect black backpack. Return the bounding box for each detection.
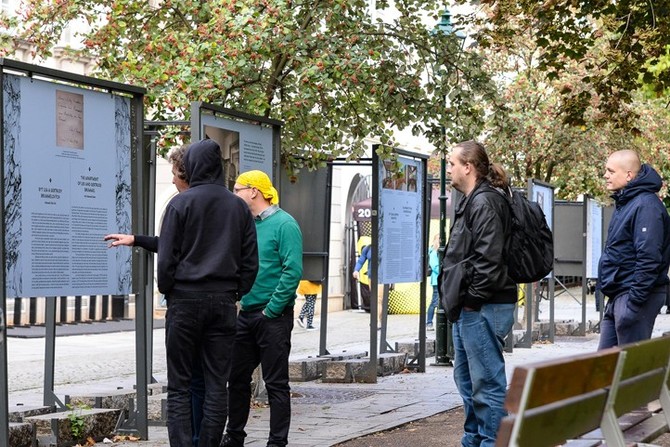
[505,189,554,283]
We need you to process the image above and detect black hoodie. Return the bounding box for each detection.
[157,139,258,296]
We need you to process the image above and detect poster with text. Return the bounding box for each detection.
[199,113,274,190]
[378,156,424,284]
[586,198,603,278]
[530,182,554,231]
[3,73,132,298]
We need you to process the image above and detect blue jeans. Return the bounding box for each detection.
[452,303,515,447]
[598,287,666,350]
[165,291,237,447]
[427,286,439,325]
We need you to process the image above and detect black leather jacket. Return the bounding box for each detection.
[441,180,517,317]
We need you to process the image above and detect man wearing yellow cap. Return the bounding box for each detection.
[223,170,303,447]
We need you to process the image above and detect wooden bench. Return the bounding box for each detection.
[496,335,670,447]
[582,336,670,446]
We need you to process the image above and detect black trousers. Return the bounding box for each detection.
[226,308,294,446]
[359,283,371,311]
[165,291,237,447]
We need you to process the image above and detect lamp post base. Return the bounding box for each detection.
[432,308,453,366]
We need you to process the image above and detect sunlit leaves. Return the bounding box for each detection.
[458,0,670,129]
[14,0,493,172]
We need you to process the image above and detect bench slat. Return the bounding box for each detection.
[622,413,669,444]
[505,349,620,414]
[580,410,651,439]
[562,440,604,447]
[620,337,670,381]
[615,370,666,416]
[499,336,670,447]
[515,390,608,446]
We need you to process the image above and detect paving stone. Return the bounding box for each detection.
[8,404,54,422]
[349,359,374,383]
[318,350,368,361]
[377,353,407,376]
[147,393,167,424]
[512,329,540,346]
[394,339,435,358]
[322,359,371,383]
[289,356,331,382]
[291,387,375,404]
[27,408,121,446]
[147,382,167,396]
[66,389,136,416]
[9,421,32,447]
[554,321,581,336]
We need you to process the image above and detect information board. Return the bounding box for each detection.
[3,74,132,298]
[192,104,278,189]
[377,155,425,284]
[586,197,603,278]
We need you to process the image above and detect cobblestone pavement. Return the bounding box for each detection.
[7,289,670,446]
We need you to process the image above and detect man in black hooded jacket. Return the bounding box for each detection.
[158,139,258,447]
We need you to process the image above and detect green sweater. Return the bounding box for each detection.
[240,208,303,317]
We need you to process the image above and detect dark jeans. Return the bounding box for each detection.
[165,291,237,447]
[226,308,294,446]
[359,283,371,311]
[598,287,666,350]
[191,357,205,447]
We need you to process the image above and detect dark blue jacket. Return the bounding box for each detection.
[157,139,258,296]
[598,164,670,307]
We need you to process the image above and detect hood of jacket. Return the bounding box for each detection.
[183,139,225,187]
[613,163,662,206]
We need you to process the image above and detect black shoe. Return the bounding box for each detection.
[220,434,244,447]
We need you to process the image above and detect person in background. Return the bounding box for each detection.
[297,280,321,331]
[426,234,440,331]
[352,236,372,311]
[597,150,670,349]
[353,242,385,329]
[222,170,303,447]
[159,139,258,447]
[443,140,517,447]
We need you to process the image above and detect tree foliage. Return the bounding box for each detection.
[10,0,494,171]
[449,1,670,202]
[458,0,670,129]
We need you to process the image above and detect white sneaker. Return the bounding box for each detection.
[296,317,306,328]
[427,324,434,331]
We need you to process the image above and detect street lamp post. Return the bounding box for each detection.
[433,147,452,365]
[432,7,464,366]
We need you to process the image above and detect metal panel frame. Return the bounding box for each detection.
[0,59,149,442]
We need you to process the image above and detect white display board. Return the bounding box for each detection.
[377,155,424,284]
[3,74,132,298]
[199,112,274,187]
[530,181,554,231]
[586,197,603,278]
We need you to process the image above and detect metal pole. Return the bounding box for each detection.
[319,163,333,356]
[433,153,452,366]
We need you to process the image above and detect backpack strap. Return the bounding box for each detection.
[462,186,513,259]
[462,184,510,230]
